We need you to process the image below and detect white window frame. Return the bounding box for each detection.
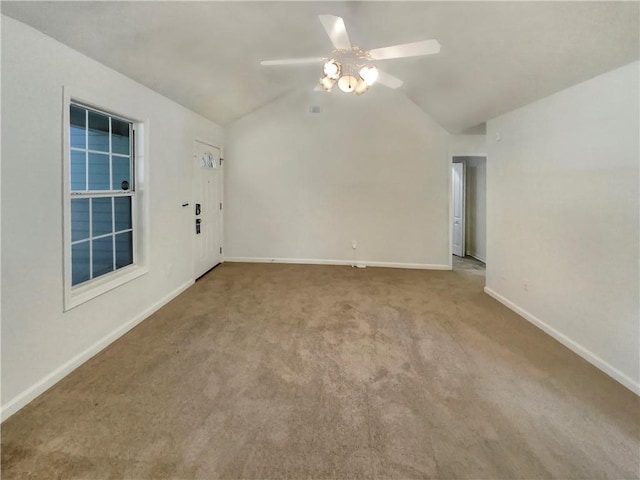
[63,86,149,311]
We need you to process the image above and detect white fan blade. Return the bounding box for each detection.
[318,15,351,50]
[369,39,441,60]
[260,57,324,66]
[376,69,404,89]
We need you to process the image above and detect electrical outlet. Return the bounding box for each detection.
[352,240,357,249]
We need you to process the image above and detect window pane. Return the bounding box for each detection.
[112,119,130,155]
[88,111,109,152]
[88,153,110,190]
[114,197,132,231]
[112,156,131,191]
[115,232,133,269]
[70,106,86,149]
[72,241,90,285]
[71,198,90,241]
[93,236,114,278]
[69,105,138,292]
[92,197,113,236]
[70,151,87,191]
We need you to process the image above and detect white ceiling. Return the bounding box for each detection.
[2,1,638,133]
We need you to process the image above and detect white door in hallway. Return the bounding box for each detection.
[452,162,465,257]
[193,139,222,279]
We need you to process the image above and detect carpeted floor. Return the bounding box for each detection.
[2,263,639,479]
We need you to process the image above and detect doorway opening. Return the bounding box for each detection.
[451,156,486,272]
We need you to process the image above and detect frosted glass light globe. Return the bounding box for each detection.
[359,65,379,86]
[320,76,336,91]
[338,75,358,93]
[354,78,368,95]
[323,60,341,80]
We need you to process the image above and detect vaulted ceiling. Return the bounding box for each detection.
[2,1,638,133]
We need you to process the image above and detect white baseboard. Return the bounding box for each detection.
[366,261,450,270]
[484,286,640,396]
[224,257,451,271]
[1,280,195,422]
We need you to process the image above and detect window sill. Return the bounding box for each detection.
[64,264,148,311]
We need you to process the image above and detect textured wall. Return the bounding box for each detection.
[486,62,640,392]
[1,16,224,418]
[225,88,451,268]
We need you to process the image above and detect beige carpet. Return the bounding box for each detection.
[2,263,639,479]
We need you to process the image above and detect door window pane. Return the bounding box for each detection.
[88,153,110,190]
[112,156,131,191]
[112,119,130,155]
[115,231,133,269]
[70,106,86,149]
[72,241,90,285]
[93,236,114,277]
[88,111,109,152]
[71,198,90,241]
[70,151,87,191]
[114,197,132,231]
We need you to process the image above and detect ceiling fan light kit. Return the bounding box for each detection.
[260,14,441,96]
[320,49,378,95]
[324,65,376,94]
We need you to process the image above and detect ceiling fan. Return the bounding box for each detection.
[260,15,441,95]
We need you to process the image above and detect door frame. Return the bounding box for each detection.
[192,136,224,280]
[451,160,466,258]
[448,153,487,269]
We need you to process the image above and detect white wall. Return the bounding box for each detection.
[450,134,487,157]
[224,87,451,268]
[485,61,640,393]
[1,16,224,419]
[465,157,487,262]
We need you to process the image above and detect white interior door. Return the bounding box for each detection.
[193,140,222,279]
[452,162,465,257]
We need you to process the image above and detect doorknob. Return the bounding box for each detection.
[454,221,459,224]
